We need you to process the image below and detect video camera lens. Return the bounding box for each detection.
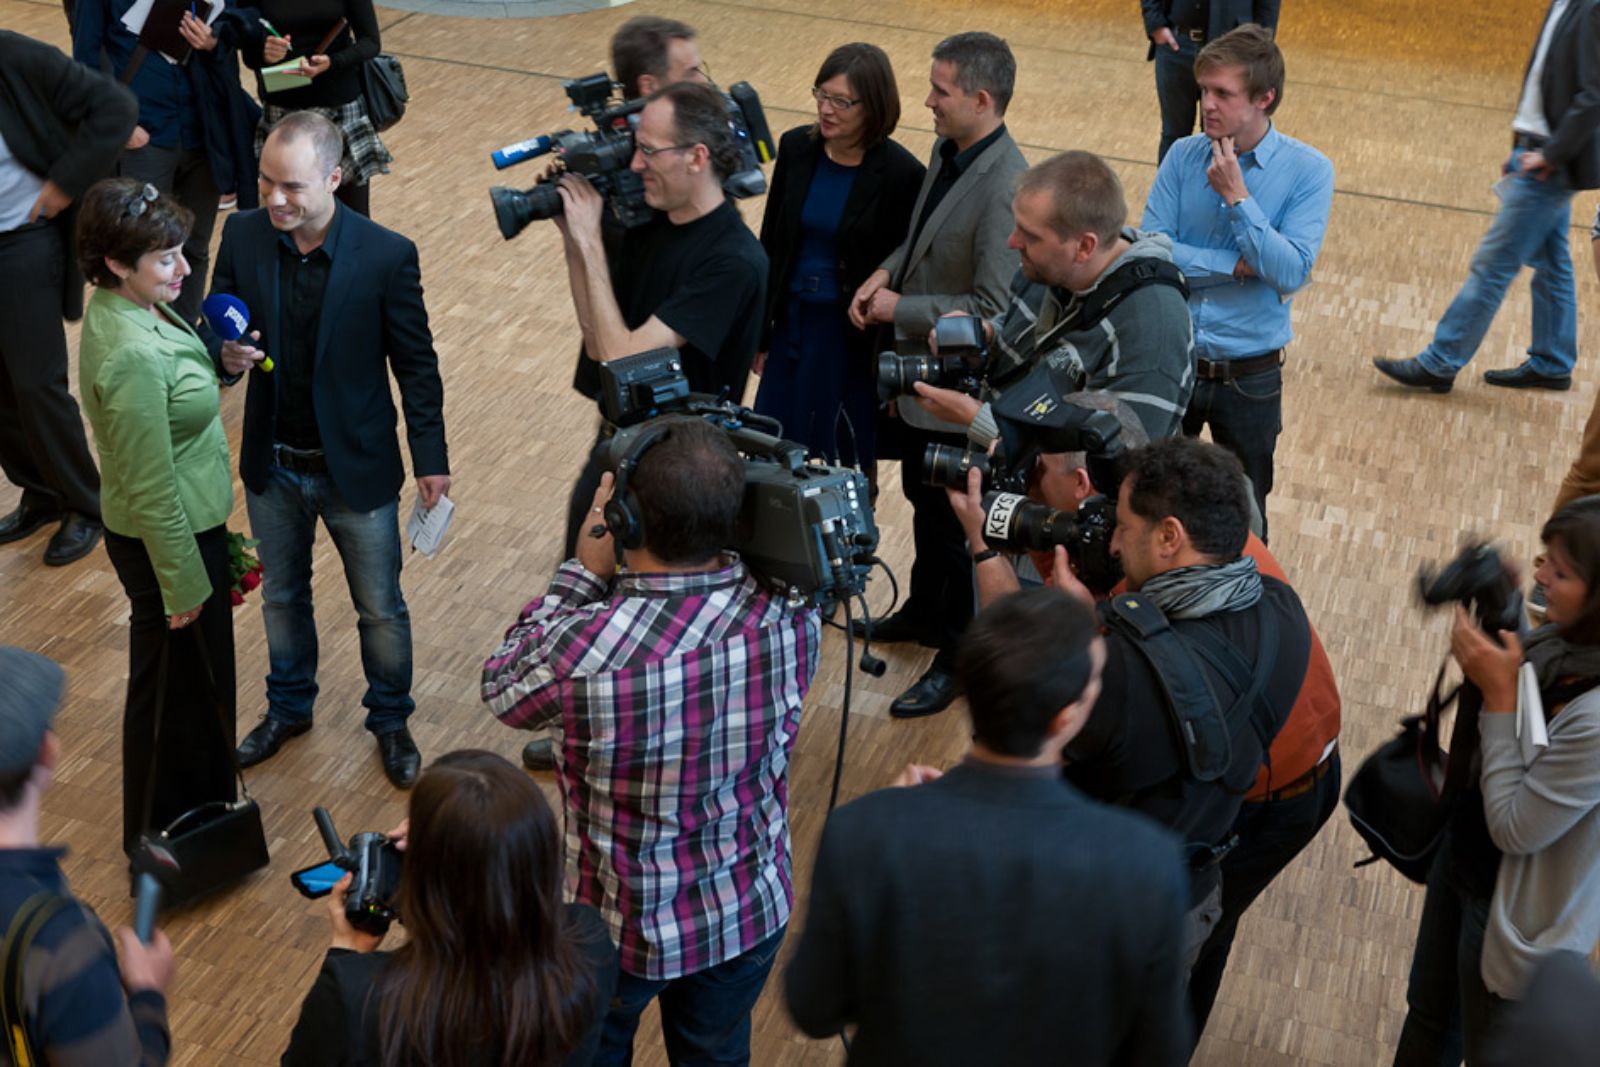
[922,443,991,491]
[490,183,565,240]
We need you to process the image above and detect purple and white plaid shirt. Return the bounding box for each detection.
[482,556,819,980]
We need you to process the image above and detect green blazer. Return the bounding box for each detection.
[80,288,233,614]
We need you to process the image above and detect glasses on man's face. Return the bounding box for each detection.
[812,86,861,112]
[124,183,160,218]
[635,142,695,160]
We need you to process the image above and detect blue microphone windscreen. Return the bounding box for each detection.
[491,135,554,170]
[201,293,250,341]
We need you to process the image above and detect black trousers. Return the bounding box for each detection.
[1181,362,1283,543]
[887,419,974,662]
[104,525,237,854]
[0,224,100,519]
[1187,752,1341,1043]
[119,145,218,324]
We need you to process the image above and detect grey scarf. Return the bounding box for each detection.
[1522,625,1600,690]
[1137,556,1264,620]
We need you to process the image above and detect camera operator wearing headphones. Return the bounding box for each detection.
[909,150,1194,456]
[481,417,819,1065]
[553,81,766,562]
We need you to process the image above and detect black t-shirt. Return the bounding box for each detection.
[1065,574,1313,853]
[572,198,767,402]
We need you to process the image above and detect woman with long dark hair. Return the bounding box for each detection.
[1395,497,1600,1065]
[282,750,617,1066]
[753,43,924,466]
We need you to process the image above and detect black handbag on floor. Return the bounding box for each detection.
[137,631,269,908]
[1343,655,1466,883]
[361,53,408,132]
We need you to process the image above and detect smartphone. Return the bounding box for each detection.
[290,860,346,899]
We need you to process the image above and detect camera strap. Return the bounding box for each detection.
[1,890,69,1065]
[1054,258,1189,338]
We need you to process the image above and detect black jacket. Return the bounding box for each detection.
[756,125,925,352]
[1140,0,1280,59]
[202,207,449,511]
[1520,0,1600,189]
[786,760,1192,1065]
[0,30,136,320]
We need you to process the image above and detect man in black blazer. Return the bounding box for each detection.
[1376,0,1600,394]
[786,587,1191,1065]
[0,31,134,567]
[206,112,449,788]
[1142,0,1280,161]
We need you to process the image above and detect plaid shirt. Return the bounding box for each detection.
[482,557,819,980]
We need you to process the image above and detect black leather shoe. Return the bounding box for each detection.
[850,609,936,647]
[1483,361,1572,390]
[0,503,61,545]
[237,716,311,768]
[44,514,102,566]
[521,737,556,771]
[1373,357,1454,393]
[377,728,422,789]
[890,666,960,719]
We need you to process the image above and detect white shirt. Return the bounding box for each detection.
[1514,0,1573,138]
[0,128,46,234]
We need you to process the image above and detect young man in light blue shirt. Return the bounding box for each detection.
[1140,24,1333,540]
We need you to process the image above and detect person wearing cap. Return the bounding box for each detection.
[0,646,175,1065]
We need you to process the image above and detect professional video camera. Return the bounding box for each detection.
[876,315,989,402]
[290,807,403,937]
[1417,542,1523,632]
[489,72,775,240]
[595,350,878,608]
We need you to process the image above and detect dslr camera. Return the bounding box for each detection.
[596,350,878,608]
[307,806,403,937]
[1417,542,1523,632]
[489,73,774,239]
[877,315,989,403]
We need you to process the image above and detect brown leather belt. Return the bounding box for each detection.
[1194,350,1283,382]
[1249,743,1338,804]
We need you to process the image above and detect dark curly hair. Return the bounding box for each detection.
[76,178,192,289]
[1122,437,1251,560]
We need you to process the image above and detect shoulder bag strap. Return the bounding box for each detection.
[2,891,71,1066]
[119,44,150,85]
[314,18,349,56]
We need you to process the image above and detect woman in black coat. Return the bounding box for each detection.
[754,43,925,467]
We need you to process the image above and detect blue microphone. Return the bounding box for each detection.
[202,293,272,372]
[491,135,555,170]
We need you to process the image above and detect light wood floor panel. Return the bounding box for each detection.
[0,0,1584,1062]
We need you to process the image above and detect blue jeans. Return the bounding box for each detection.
[594,927,786,1066]
[1393,839,1508,1066]
[1417,151,1576,378]
[1182,362,1283,541]
[244,466,413,734]
[1154,35,1203,163]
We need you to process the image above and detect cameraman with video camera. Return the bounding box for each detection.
[482,416,819,1065]
[552,80,766,561]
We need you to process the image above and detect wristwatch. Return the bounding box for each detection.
[972,548,1002,565]
[1230,194,1250,209]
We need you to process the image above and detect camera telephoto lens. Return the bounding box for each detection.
[922,444,991,490]
[490,183,565,240]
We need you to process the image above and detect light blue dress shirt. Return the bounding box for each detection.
[1140,124,1334,360]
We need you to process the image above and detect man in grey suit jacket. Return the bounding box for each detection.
[786,588,1191,1065]
[848,31,1027,718]
[1376,0,1600,394]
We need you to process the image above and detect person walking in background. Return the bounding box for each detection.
[754,43,924,467]
[1141,1,1281,162]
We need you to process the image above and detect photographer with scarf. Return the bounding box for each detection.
[1047,437,1312,976]
[1396,497,1600,1065]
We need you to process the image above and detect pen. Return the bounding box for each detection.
[258,17,284,37]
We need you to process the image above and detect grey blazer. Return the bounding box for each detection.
[880,128,1027,429]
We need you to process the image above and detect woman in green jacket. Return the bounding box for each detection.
[77,179,240,857]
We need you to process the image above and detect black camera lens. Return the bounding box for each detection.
[490,183,565,240]
[922,444,991,490]
[979,492,1123,594]
[876,353,976,401]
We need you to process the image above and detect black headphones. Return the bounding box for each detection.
[602,420,680,553]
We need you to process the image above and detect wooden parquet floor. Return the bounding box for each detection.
[0,0,1585,1061]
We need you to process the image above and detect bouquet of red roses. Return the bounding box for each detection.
[227,531,264,607]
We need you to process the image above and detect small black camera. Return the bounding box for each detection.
[1417,543,1522,632]
[876,316,990,403]
[311,807,403,937]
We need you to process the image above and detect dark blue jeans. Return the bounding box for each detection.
[594,927,786,1066]
[1182,362,1283,542]
[1154,34,1203,162]
[1393,840,1508,1066]
[244,466,413,734]
[1188,752,1342,1042]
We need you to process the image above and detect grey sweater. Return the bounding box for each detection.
[1478,688,1600,996]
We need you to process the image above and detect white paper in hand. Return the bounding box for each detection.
[406,493,455,559]
[1515,661,1549,767]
